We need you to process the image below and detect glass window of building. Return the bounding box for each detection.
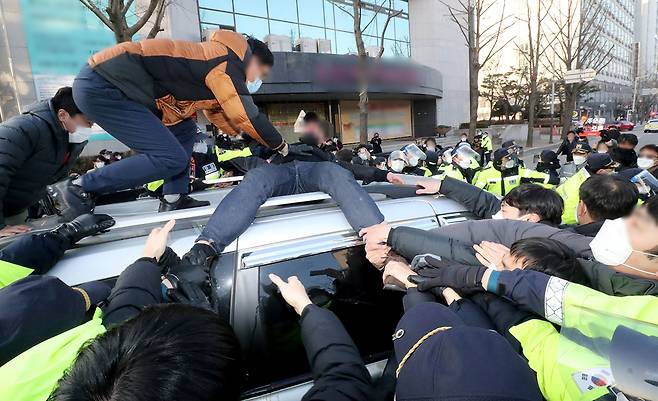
[268,0,298,23]
[298,0,326,27]
[198,8,234,27]
[335,30,357,54]
[323,0,335,29]
[395,16,409,42]
[360,9,378,37]
[234,0,268,18]
[299,24,326,41]
[333,6,354,31]
[270,20,299,42]
[235,14,270,41]
[198,0,232,12]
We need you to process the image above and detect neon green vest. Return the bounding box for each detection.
[437,164,467,182]
[510,281,658,401]
[481,135,493,151]
[146,179,165,192]
[474,167,550,196]
[0,260,33,289]
[556,168,589,225]
[0,309,106,401]
[419,166,432,177]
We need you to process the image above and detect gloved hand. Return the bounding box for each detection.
[412,263,486,293]
[164,275,212,310]
[410,253,445,271]
[286,143,315,158]
[167,262,210,294]
[158,247,181,271]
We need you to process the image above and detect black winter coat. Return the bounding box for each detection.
[301,304,374,401]
[0,100,86,226]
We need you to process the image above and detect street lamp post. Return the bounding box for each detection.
[550,79,555,144]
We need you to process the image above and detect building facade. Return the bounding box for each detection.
[0,0,448,147]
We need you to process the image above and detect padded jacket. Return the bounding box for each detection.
[88,30,284,150]
[0,100,85,227]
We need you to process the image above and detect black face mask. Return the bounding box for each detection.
[299,133,319,147]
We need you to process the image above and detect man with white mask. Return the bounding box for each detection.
[590,196,658,279]
[53,32,286,217]
[0,87,92,237]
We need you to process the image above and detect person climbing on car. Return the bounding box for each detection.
[178,115,403,271]
[53,30,292,217]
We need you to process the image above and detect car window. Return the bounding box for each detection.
[244,245,404,391]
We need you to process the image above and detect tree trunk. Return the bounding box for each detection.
[526,78,537,147]
[561,86,576,139]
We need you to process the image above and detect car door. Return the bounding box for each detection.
[231,220,437,401]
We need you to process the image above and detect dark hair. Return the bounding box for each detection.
[247,36,274,66]
[510,238,587,284]
[640,144,658,155]
[619,133,639,147]
[51,87,82,117]
[336,148,354,162]
[303,111,320,123]
[49,304,243,401]
[579,175,639,221]
[502,184,564,225]
[567,130,576,136]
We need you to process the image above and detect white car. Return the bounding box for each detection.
[644,119,658,133]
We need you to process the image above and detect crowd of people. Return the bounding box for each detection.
[0,28,657,401]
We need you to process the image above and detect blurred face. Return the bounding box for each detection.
[618,141,635,150]
[596,143,609,153]
[246,59,271,83]
[302,121,326,145]
[639,148,658,170]
[627,207,658,252]
[567,133,575,141]
[58,110,93,134]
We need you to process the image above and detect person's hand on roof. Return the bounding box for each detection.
[386,172,405,185]
[142,219,175,261]
[383,253,417,289]
[415,178,442,195]
[359,222,392,244]
[365,239,391,270]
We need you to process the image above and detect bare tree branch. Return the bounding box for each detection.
[79,0,113,30]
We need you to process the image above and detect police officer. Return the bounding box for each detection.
[481,131,493,163]
[557,152,619,224]
[437,144,480,183]
[474,147,556,196]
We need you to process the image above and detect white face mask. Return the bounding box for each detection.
[457,158,471,169]
[637,157,655,170]
[390,160,405,172]
[426,146,436,152]
[358,153,369,161]
[590,218,658,274]
[492,210,504,220]
[247,78,263,94]
[573,155,587,165]
[505,159,516,169]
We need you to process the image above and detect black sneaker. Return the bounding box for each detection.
[181,242,218,273]
[52,213,115,244]
[158,195,210,213]
[51,178,95,221]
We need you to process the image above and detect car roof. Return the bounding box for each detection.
[47,184,469,285]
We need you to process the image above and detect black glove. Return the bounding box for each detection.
[164,275,212,310]
[412,262,486,293]
[158,247,181,271]
[52,213,115,244]
[286,143,315,158]
[167,262,210,294]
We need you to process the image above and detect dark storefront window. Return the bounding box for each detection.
[264,102,327,143]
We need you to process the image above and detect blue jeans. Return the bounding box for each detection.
[198,161,385,253]
[72,65,196,195]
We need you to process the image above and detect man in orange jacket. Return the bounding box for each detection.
[54,31,287,215]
